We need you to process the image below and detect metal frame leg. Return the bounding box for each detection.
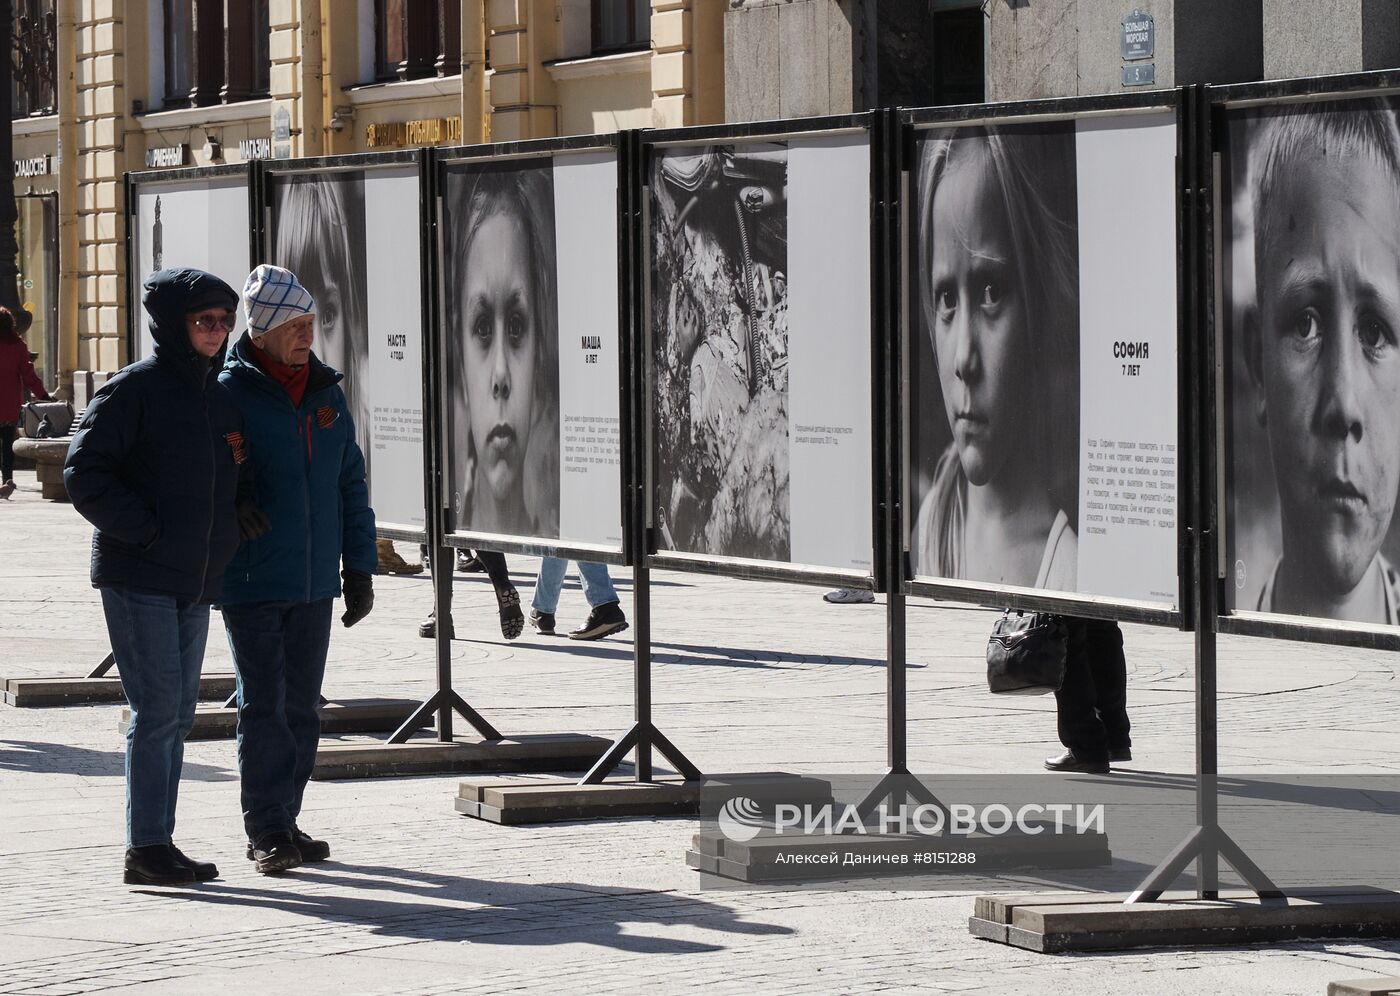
[86,651,116,679]
[1129,824,1282,904]
[577,557,703,786]
[387,541,502,745]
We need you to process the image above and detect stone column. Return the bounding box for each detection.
[462,0,488,144]
[653,0,723,128]
[269,0,324,159]
[73,0,126,372]
[56,0,80,385]
[486,0,559,141]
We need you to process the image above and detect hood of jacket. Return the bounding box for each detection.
[224,330,342,400]
[142,267,240,380]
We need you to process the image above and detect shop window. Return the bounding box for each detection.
[376,0,457,82]
[16,195,58,392]
[11,0,56,118]
[592,0,648,54]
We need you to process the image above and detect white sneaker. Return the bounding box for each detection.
[823,588,874,604]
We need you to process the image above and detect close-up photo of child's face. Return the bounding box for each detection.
[928,143,1030,489]
[461,208,538,504]
[1254,146,1400,595]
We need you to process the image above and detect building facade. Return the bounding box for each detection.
[11,0,725,396]
[11,0,1400,395]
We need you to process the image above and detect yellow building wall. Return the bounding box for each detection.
[557,71,654,136]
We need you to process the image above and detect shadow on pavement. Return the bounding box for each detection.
[140,861,792,953]
[453,637,906,671]
[0,739,236,781]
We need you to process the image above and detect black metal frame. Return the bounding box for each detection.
[122,163,258,365]
[1127,70,1400,905]
[258,148,430,547]
[1126,84,1280,904]
[577,128,702,785]
[893,89,1263,899]
[395,145,500,744]
[1208,69,1400,651]
[638,111,884,596]
[430,133,633,569]
[898,88,1190,630]
[589,114,887,787]
[858,106,947,819]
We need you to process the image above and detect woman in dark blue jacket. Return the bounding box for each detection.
[64,268,266,886]
[219,264,376,874]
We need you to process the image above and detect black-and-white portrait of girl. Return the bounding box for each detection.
[441,159,561,540]
[273,173,372,474]
[908,123,1081,591]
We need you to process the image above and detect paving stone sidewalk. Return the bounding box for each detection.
[4,468,1400,995]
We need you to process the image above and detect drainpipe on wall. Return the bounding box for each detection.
[462,0,487,143]
[56,0,80,387]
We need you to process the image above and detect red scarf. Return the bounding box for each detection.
[250,344,310,408]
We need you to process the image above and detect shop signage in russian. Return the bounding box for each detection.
[14,155,51,177]
[239,137,273,160]
[366,116,463,149]
[145,145,189,168]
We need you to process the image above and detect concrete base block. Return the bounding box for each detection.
[1330,978,1400,996]
[118,698,425,741]
[312,733,612,781]
[3,673,236,707]
[688,825,1110,883]
[455,772,834,826]
[971,887,1400,953]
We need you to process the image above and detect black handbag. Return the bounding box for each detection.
[22,401,74,439]
[986,610,1068,695]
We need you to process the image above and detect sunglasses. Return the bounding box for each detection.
[190,314,237,333]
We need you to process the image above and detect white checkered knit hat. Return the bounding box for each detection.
[242,264,316,339]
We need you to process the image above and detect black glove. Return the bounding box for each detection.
[341,569,374,628]
[235,500,272,541]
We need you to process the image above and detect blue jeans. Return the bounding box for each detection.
[100,586,209,848]
[531,558,619,615]
[222,599,332,841]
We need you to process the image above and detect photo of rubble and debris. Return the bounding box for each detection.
[650,143,791,564]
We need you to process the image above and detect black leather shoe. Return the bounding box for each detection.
[418,612,454,640]
[167,843,219,882]
[1109,747,1133,763]
[1044,751,1110,774]
[292,827,330,863]
[496,585,524,640]
[530,609,555,636]
[124,844,196,885]
[569,601,628,641]
[249,832,302,874]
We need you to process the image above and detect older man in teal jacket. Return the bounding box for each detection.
[219,264,376,875]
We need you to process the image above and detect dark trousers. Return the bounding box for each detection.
[1,424,16,481]
[223,599,333,841]
[101,587,209,847]
[1053,617,1130,762]
[476,550,511,592]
